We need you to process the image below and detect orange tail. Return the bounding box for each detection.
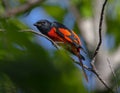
[77,54,88,82]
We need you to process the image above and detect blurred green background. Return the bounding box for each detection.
[0,0,120,93]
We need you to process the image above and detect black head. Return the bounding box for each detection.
[34,20,52,35]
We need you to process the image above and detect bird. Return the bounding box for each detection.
[34,19,88,81]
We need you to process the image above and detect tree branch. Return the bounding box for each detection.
[89,0,114,92]
[91,0,108,63]
[2,0,44,18]
[20,29,60,50]
[69,0,113,92]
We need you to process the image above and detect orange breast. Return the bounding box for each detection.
[47,27,64,42]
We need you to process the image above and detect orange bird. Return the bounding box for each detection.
[34,19,88,81]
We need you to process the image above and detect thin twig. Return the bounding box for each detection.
[75,61,113,92]
[91,0,108,63]
[71,0,112,91]
[74,61,90,70]
[92,68,113,92]
[20,29,60,49]
[90,0,114,92]
[107,58,119,93]
[75,61,112,92]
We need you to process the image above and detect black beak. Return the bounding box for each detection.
[33,23,37,26]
